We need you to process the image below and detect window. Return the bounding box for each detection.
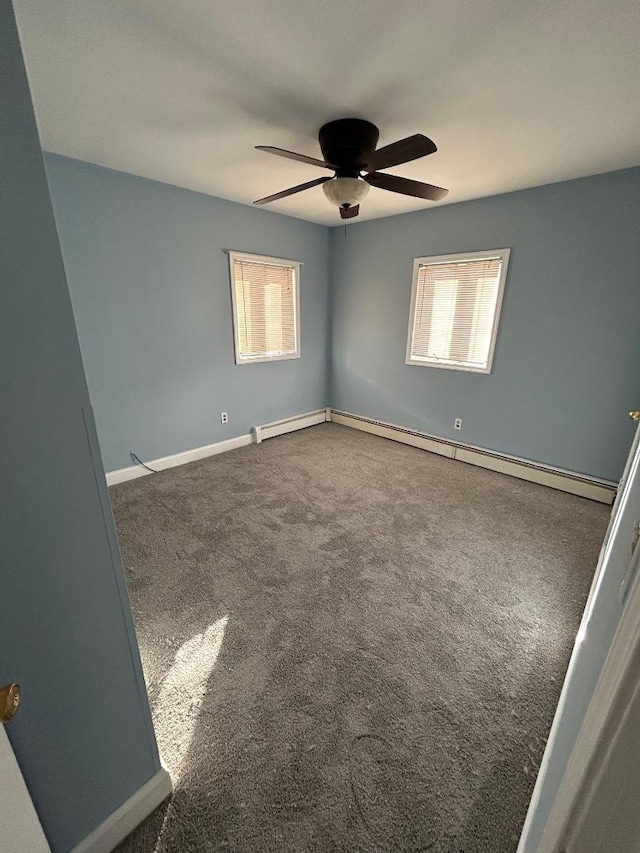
[406,248,510,374]
[229,251,301,364]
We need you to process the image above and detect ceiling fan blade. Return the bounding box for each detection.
[340,205,360,220]
[364,134,437,172]
[256,146,334,170]
[364,171,448,201]
[253,176,331,206]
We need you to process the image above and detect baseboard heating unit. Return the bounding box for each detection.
[106,407,615,504]
[253,408,330,443]
[330,409,616,505]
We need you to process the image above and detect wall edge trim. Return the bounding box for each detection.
[106,434,253,486]
[106,409,331,485]
[69,768,172,853]
[331,409,617,504]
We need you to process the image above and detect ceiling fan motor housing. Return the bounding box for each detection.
[319,118,379,175]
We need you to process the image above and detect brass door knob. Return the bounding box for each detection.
[0,683,20,722]
[630,411,640,422]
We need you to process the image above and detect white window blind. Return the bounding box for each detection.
[229,252,300,364]
[406,249,510,373]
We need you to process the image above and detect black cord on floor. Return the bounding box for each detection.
[130,450,159,474]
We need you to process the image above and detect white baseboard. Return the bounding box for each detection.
[253,408,329,443]
[106,407,611,503]
[331,410,617,504]
[70,768,172,853]
[106,408,331,485]
[106,434,253,486]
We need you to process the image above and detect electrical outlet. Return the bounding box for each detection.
[454,417,463,430]
[220,412,228,424]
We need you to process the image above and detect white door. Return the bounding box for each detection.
[519,417,640,852]
[0,722,51,852]
[561,615,640,852]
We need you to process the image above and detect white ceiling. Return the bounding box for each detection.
[14,0,640,226]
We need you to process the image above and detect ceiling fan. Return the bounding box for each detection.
[254,118,448,219]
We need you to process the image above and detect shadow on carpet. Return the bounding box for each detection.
[111,423,609,852]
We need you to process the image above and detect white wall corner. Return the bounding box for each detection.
[70,768,172,853]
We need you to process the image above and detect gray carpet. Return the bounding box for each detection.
[112,423,609,852]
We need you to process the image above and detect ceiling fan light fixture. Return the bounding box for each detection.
[322,177,370,209]
[255,121,447,218]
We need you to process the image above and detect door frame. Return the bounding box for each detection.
[518,423,640,851]
[540,539,640,850]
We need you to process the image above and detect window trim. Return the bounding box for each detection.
[405,248,511,374]
[228,251,302,365]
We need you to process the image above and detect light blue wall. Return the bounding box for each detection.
[330,168,640,482]
[44,154,331,473]
[45,156,639,483]
[0,3,160,851]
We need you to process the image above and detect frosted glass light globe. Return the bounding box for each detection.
[322,177,370,208]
